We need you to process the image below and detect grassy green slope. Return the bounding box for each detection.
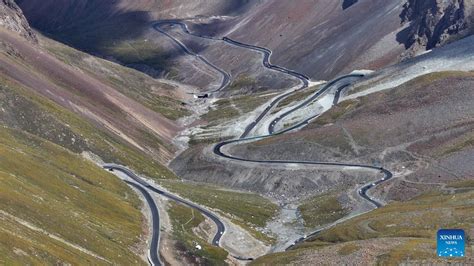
[168,202,228,265]
[298,192,349,229]
[0,76,176,179]
[159,180,278,244]
[253,189,474,265]
[0,127,145,264]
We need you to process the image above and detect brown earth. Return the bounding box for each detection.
[17,0,474,84]
[0,29,179,163]
[227,72,474,201]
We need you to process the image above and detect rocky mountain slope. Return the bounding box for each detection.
[0,1,150,263]
[0,0,35,41]
[400,0,474,56]
[15,0,474,85]
[170,39,474,263]
[173,33,474,201]
[15,0,273,94]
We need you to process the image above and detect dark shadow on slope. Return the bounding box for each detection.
[15,0,175,76]
[15,0,234,79]
[396,0,471,51]
[218,0,255,16]
[342,0,359,10]
[396,25,416,49]
[15,0,149,49]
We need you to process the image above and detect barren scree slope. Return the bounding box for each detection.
[16,0,474,82]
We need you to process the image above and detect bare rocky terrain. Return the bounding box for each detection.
[16,0,474,85]
[0,0,35,41]
[400,0,474,57]
[226,72,474,200]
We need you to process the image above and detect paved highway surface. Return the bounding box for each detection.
[153,21,311,100]
[154,19,394,251]
[137,19,393,257]
[268,74,363,134]
[212,73,394,208]
[212,73,394,249]
[103,165,226,255]
[153,22,231,95]
[124,181,162,266]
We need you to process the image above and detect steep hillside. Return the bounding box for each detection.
[225,71,474,200]
[400,0,474,56]
[15,0,270,93]
[0,0,35,41]
[0,29,184,165]
[223,0,405,79]
[254,189,473,265]
[0,2,178,263]
[15,0,474,82]
[0,127,146,264]
[223,0,474,79]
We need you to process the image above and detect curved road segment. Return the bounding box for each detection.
[268,74,363,134]
[153,22,231,94]
[154,19,394,251]
[116,19,395,260]
[103,164,225,262]
[124,181,162,266]
[153,21,310,98]
[213,73,394,207]
[212,74,394,249]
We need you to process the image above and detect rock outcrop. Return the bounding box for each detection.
[0,0,36,42]
[400,0,474,55]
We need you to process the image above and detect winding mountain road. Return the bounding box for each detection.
[103,164,225,262]
[212,74,393,250]
[268,74,363,134]
[150,19,394,256]
[153,22,231,94]
[153,21,310,98]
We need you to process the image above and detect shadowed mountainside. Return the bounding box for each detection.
[1,1,187,174]
[343,0,359,10]
[398,0,474,56]
[16,0,474,82]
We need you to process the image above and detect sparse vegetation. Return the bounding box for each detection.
[188,135,232,146]
[375,238,435,265]
[314,99,360,126]
[41,35,190,120]
[168,202,228,265]
[337,243,360,256]
[313,191,473,243]
[202,93,275,124]
[0,77,177,179]
[253,189,473,265]
[106,39,169,71]
[447,179,474,188]
[349,71,474,95]
[436,133,474,157]
[201,98,241,123]
[158,180,278,244]
[229,74,257,91]
[298,192,349,228]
